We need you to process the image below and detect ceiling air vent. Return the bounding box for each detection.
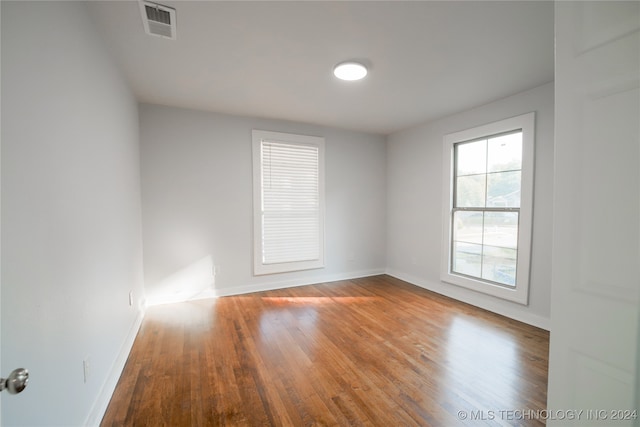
[139,1,176,40]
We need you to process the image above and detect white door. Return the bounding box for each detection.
[549,2,640,426]
[1,3,3,423]
[0,7,30,423]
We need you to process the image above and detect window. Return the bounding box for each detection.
[252,130,325,275]
[441,113,535,304]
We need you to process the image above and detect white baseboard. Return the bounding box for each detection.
[84,308,145,427]
[386,269,550,331]
[211,269,387,298]
[146,269,388,305]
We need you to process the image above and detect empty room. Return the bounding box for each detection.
[1,1,638,426]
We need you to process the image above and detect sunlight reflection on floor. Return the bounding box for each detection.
[260,296,381,305]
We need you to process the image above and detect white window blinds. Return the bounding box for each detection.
[253,130,325,275]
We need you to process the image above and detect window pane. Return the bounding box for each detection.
[444,113,534,303]
[487,171,521,207]
[483,212,519,249]
[455,174,486,207]
[487,132,522,173]
[456,140,487,176]
[453,211,483,245]
[452,242,482,277]
[482,245,517,286]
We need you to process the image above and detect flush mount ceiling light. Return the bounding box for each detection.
[333,61,368,81]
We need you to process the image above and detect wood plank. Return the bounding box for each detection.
[101,275,549,426]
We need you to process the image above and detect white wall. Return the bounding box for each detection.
[1,2,144,426]
[386,82,554,329]
[140,104,387,305]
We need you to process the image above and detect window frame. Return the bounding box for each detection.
[440,113,535,305]
[252,129,326,276]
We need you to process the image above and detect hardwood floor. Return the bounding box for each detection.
[101,275,549,426]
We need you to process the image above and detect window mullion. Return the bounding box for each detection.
[453,207,520,212]
[481,139,489,281]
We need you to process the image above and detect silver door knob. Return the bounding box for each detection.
[0,368,29,394]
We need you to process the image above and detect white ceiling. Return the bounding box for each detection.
[88,1,554,135]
